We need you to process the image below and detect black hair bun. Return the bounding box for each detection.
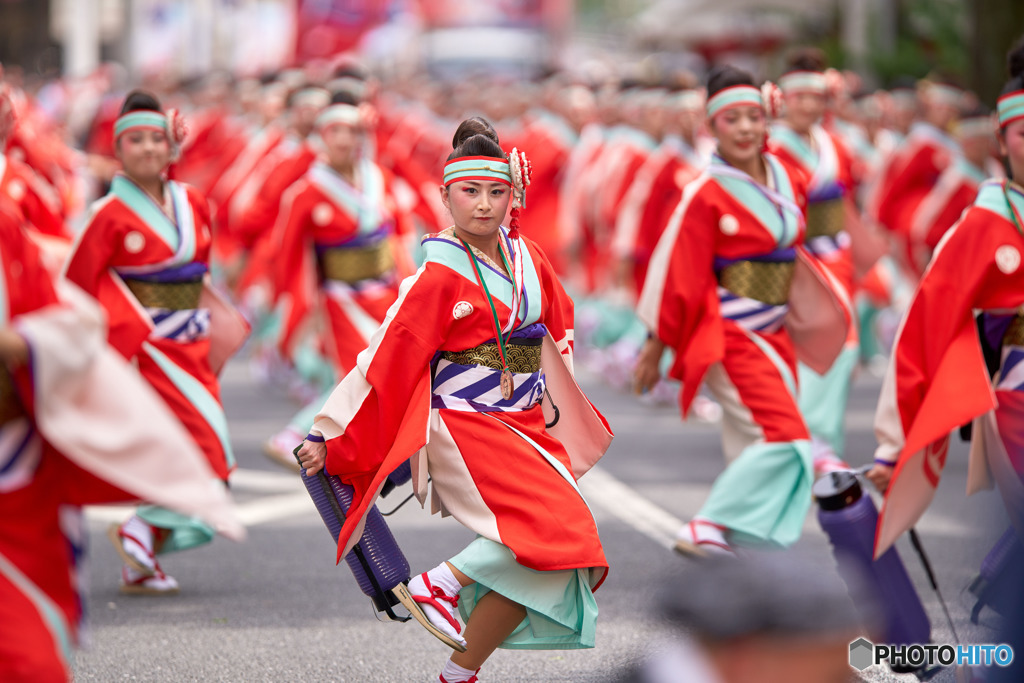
[119,89,162,117]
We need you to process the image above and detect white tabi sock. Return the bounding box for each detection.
[439,660,478,682]
[121,515,156,571]
[428,562,465,599]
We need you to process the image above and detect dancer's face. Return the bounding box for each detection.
[322,122,362,171]
[442,180,510,239]
[784,91,826,133]
[117,127,171,183]
[712,105,766,167]
[1001,119,1024,183]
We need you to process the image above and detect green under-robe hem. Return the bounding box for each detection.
[136,505,215,554]
[449,537,599,650]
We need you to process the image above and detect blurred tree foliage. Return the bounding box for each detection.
[815,0,1023,104]
[867,0,968,85]
[970,0,1024,107]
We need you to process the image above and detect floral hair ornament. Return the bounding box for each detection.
[507,147,531,240]
[760,81,784,119]
[824,69,848,102]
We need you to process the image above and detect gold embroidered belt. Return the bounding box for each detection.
[1004,315,1024,346]
[320,242,394,284]
[125,279,203,310]
[441,338,542,374]
[805,198,844,239]
[717,260,795,306]
[0,365,25,427]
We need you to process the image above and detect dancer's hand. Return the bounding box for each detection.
[296,439,327,475]
[634,337,665,395]
[0,328,28,367]
[865,463,893,492]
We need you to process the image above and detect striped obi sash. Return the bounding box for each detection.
[118,262,211,343]
[431,323,547,413]
[987,312,1024,391]
[715,249,795,334]
[805,183,851,258]
[316,229,395,286]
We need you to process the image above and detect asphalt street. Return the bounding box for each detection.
[73,354,1013,682]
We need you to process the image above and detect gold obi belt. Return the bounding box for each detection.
[805,198,845,240]
[319,241,394,284]
[717,259,795,306]
[0,365,25,427]
[125,279,203,310]
[1004,315,1024,346]
[441,338,543,374]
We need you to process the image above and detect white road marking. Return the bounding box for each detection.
[578,466,685,550]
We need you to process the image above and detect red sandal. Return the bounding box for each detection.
[107,522,156,576]
[392,572,468,652]
[673,520,735,558]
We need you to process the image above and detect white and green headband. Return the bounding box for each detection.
[114,111,168,139]
[779,71,827,96]
[998,91,1024,130]
[442,156,512,187]
[316,104,361,131]
[706,85,763,119]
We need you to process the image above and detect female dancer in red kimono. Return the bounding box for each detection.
[296,117,611,683]
[262,96,413,468]
[634,66,847,556]
[867,42,1024,557]
[0,202,242,681]
[63,91,248,594]
[768,49,861,477]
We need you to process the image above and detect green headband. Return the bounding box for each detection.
[443,156,512,187]
[114,111,168,138]
[998,91,1024,130]
[706,86,763,118]
[779,71,827,95]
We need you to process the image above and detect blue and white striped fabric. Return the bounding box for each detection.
[997,346,1024,391]
[431,359,546,413]
[804,230,851,259]
[718,287,789,333]
[0,419,41,493]
[148,307,211,343]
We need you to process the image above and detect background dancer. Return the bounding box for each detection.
[634,65,847,555]
[63,90,248,594]
[262,93,413,469]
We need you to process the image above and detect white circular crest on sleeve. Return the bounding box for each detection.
[719,214,740,236]
[453,301,474,319]
[312,202,334,226]
[996,245,1021,274]
[124,231,146,254]
[6,179,25,202]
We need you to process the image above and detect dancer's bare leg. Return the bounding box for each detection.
[448,563,527,670]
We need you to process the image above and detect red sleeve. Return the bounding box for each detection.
[63,204,121,299]
[323,265,456,557]
[637,180,723,414]
[879,208,998,463]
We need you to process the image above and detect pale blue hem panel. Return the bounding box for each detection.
[698,439,813,549]
[136,505,215,554]
[450,537,599,651]
[797,345,860,457]
[288,386,336,434]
